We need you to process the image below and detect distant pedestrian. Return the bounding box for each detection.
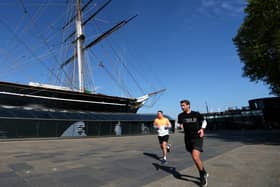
[114,121,122,136]
[177,100,209,186]
[153,110,172,164]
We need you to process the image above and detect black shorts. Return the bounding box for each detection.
[184,135,203,152]
[158,135,169,144]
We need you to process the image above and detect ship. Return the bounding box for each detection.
[0,0,165,113]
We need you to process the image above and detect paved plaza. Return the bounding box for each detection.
[0,130,279,187]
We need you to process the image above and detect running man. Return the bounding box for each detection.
[153,110,172,164]
[178,100,209,186]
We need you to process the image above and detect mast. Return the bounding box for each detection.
[76,0,85,92]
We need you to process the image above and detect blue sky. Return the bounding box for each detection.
[0,0,272,119]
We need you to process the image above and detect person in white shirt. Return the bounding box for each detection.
[153,110,172,164]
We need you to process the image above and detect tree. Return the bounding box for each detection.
[233,0,280,95]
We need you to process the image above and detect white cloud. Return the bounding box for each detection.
[221,2,244,13]
[201,0,217,7]
[199,0,246,17]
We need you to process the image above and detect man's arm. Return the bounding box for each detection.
[198,120,207,137]
[201,119,207,129]
[177,115,183,130]
[178,123,183,130]
[153,119,159,130]
[165,118,172,129]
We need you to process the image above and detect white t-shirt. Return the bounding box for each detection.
[153,117,171,136]
[157,126,169,136]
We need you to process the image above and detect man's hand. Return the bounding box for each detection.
[179,124,183,130]
[197,128,205,138]
[165,126,171,130]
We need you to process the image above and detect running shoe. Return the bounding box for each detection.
[167,144,172,152]
[200,172,209,186]
[161,159,167,165]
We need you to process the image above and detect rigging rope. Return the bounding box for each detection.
[0,9,77,90]
[108,41,145,95]
[88,50,132,97]
[18,0,28,14]
[90,20,146,96]
[15,0,80,90]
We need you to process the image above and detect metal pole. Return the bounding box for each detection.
[76,0,85,92]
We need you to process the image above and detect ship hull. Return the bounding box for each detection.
[0,81,140,113]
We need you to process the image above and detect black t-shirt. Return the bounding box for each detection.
[177,111,204,138]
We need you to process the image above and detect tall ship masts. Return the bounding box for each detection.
[76,0,85,92]
[0,0,166,113]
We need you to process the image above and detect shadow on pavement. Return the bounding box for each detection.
[143,152,161,161]
[152,163,201,186]
[205,129,280,145]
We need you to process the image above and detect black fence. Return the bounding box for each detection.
[0,107,175,139]
[204,97,280,130]
[204,109,267,130]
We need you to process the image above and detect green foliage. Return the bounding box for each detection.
[233,0,280,95]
